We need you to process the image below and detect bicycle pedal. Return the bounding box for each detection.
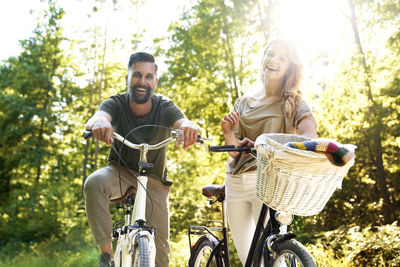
[112,229,119,239]
[124,194,135,206]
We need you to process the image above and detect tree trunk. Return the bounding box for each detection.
[348,0,392,223]
[35,57,57,183]
[94,25,108,171]
[257,0,269,42]
[94,26,107,170]
[221,3,240,104]
[83,26,98,183]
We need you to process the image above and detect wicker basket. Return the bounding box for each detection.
[254,133,355,216]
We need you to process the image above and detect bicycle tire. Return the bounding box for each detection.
[268,239,316,267]
[132,235,151,267]
[189,235,223,267]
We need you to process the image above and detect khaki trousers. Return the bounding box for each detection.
[84,161,170,267]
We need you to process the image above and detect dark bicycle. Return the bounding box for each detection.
[188,145,316,267]
[188,132,355,267]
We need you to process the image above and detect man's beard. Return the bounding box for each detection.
[129,84,152,104]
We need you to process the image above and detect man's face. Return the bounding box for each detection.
[127,61,158,104]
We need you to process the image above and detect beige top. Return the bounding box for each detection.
[227,96,316,174]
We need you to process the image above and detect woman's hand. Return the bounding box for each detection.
[220,111,240,158]
[237,137,254,149]
[221,111,240,135]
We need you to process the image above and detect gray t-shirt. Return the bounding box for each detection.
[99,93,185,185]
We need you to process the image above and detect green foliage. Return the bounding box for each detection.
[313,223,400,266]
[0,0,399,266]
[167,143,228,236]
[307,244,351,267]
[0,0,82,247]
[0,0,113,256]
[159,0,264,141]
[0,234,98,267]
[307,0,400,228]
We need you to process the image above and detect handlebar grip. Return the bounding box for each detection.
[209,145,234,152]
[209,145,252,152]
[83,130,93,139]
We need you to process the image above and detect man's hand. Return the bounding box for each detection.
[85,111,113,145]
[221,111,239,135]
[174,119,202,150]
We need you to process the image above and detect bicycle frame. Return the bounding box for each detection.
[188,196,283,267]
[188,199,230,266]
[245,205,282,267]
[113,132,178,223]
[111,131,180,267]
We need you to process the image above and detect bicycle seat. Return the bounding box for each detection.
[110,186,137,204]
[202,184,225,201]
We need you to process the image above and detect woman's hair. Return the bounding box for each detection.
[262,39,303,117]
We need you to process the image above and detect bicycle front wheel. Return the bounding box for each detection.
[189,235,223,267]
[132,235,151,267]
[269,239,316,267]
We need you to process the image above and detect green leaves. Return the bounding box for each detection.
[159,0,263,139]
[0,0,399,265]
[302,0,400,233]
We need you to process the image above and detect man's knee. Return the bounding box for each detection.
[83,170,109,198]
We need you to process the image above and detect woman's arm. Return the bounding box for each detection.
[297,117,318,138]
[221,111,241,158]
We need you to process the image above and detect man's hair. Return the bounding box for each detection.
[128,52,158,72]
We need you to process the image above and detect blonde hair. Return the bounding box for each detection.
[262,39,303,117]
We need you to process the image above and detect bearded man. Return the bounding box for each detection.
[84,52,201,267]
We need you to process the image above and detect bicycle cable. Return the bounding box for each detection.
[113,124,176,223]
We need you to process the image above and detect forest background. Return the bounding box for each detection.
[0,0,399,266]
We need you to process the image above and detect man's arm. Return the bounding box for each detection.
[173,118,202,150]
[85,111,114,145]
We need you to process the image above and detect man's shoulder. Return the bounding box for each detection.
[153,94,175,106]
[107,92,129,103]
[100,92,128,115]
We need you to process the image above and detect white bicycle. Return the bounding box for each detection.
[84,127,208,267]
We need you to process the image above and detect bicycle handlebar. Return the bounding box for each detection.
[83,130,211,150]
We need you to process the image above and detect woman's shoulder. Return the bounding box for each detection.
[297,98,313,110]
[233,96,246,109]
[246,95,282,109]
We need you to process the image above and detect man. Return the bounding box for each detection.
[84,52,201,267]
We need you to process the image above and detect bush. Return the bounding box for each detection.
[0,225,98,267]
[307,243,351,266]
[316,222,400,266]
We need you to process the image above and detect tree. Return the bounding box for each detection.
[308,0,400,228]
[155,0,270,264]
[0,0,85,247]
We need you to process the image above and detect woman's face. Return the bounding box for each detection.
[261,42,291,83]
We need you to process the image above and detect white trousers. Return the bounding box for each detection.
[225,171,264,265]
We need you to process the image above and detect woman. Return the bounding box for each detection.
[220,39,317,264]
